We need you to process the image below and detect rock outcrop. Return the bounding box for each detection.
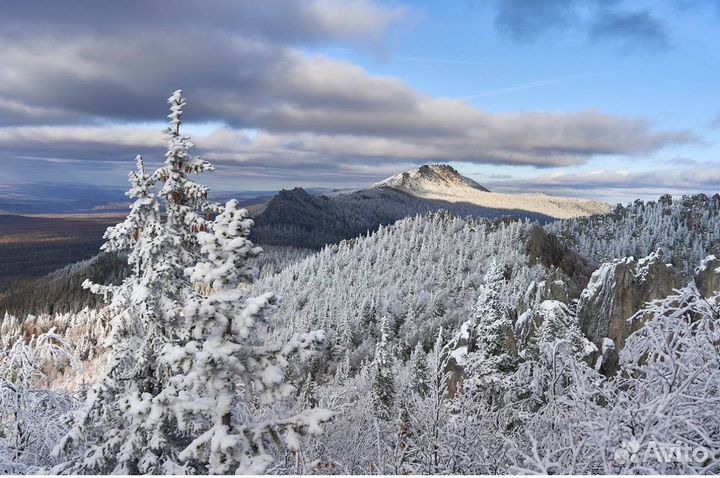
[517,268,577,315]
[525,225,597,296]
[577,249,681,354]
[694,255,720,298]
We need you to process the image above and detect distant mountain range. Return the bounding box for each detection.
[0,165,610,218]
[0,182,333,215]
[250,164,610,248]
[0,164,612,282]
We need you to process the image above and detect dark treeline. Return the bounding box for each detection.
[251,186,552,249]
[0,253,128,317]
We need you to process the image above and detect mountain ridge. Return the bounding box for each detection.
[371,163,611,219]
[250,186,554,249]
[372,164,491,193]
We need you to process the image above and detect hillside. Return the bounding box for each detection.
[6,194,715,320]
[252,212,592,359]
[548,193,720,275]
[250,164,610,249]
[251,186,554,249]
[373,164,611,219]
[0,164,609,286]
[5,206,719,474]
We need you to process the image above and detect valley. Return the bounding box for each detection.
[0,214,121,286]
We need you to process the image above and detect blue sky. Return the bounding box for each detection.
[0,0,718,205]
[313,0,720,201]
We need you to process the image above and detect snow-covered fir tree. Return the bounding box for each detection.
[372,316,395,420]
[460,260,518,399]
[53,130,191,472]
[51,91,329,474]
[515,300,595,361]
[160,198,330,474]
[408,342,429,398]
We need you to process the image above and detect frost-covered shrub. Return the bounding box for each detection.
[0,330,75,474]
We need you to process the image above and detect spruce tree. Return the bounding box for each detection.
[299,374,318,409]
[409,342,429,398]
[161,198,330,474]
[462,260,517,398]
[432,297,445,318]
[372,316,395,420]
[334,349,351,384]
[53,91,329,474]
[54,143,189,473]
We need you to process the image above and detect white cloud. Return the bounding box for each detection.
[486,167,720,202]
[0,0,701,189]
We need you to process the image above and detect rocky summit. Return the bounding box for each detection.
[372,163,612,220]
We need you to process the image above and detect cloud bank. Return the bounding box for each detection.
[0,0,704,193]
[487,167,720,202]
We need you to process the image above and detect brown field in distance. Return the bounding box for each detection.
[0,214,123,286]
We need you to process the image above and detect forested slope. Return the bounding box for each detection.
[3,202,720,474]
[251,187,553,249]
[548,194,720,275]
[253,212,585,364]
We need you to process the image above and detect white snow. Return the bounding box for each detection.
[450,345,468,366]
[696,255,720,275]
[372,164,611,219]
[514,309,534,343]
[601,337,616,354]
[580,264,614,301]
[635,249,668,282]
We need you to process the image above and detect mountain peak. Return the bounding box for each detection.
[370,163,610,219]
[373,164,490,193]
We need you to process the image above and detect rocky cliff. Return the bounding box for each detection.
[694,255,720,298]
[577,249,681,357]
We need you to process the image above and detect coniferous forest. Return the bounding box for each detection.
[2,2,720,474]
[1,91,719,474]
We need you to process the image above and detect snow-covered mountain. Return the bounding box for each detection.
[372,164,611,219]
[249,164,609,249]
[373,164,491,193]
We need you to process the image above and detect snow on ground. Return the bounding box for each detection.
[373,164,611,219]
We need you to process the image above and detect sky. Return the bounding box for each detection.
[0,0,719,205]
